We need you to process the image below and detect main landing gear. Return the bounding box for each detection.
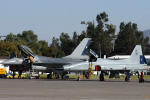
[99,71,104,81]
[139,72,144,83]
[47,73,52,79]
[125,72,130,82]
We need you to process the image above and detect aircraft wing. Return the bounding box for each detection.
[1,58,23,65]
[31,56,86,69]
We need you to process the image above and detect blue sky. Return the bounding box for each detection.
[0,0,150,43]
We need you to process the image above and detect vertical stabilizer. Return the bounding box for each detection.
[128,45,142,64]
[64,38,91,59]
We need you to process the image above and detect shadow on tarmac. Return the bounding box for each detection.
[3,78,150,83]
[23,79,139,83]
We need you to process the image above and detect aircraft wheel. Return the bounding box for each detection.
[12,71,15,79]
[139,78,144,83]
[36,76,40,79]
[77,76,80,81]
[64,75,69,80]
[125,76,130,82]
[55,74,59,79]
[99,72,104,81]
[47,74,52,79]
[139,72,144,83]
[61,75,64,80]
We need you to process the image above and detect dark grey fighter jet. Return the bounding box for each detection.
[2,38,91,78]
[21,38,91,69]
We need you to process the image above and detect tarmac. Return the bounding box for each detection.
[0,79,150,100]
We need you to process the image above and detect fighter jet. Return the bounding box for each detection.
[2,38,91,78]
[21,38,91,66]
[63,45,149,81]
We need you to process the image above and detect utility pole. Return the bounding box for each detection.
[111,35,118,51]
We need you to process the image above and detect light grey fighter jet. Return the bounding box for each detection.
[63,45,149,81]
[2,38,91,78]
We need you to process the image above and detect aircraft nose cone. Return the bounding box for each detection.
[0,59,7,64]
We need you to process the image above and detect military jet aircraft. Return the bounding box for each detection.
[2,38,91,78]
[63,45,149,81]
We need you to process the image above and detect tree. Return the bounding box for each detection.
[71,32,79,51]
[86,21,95,38]
[20,30,38,46]
[48,37,64,57]
[36,40,48,56]
[89,12,115,57]
[78,31,87,42]
[115,22,149,55]
[0,42,19,56]
[59,32,73,55]
[5,33,17,42]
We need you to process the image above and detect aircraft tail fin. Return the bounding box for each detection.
[127,45,147,64]
[65,38,91,59]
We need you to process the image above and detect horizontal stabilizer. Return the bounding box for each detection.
[89,49,99,58]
